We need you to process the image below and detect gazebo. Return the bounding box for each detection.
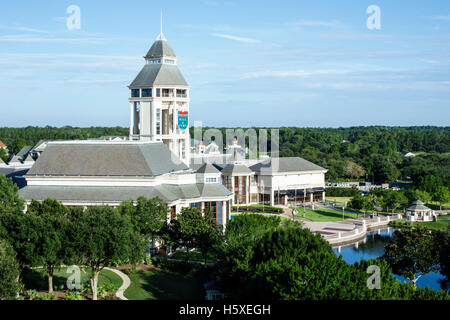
[405,200,435,222]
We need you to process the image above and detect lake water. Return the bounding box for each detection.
[333,227,447,292]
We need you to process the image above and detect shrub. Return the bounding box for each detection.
[25,289,39,300]
[326,187,360,197]
[65,291,84,300]
[38,293,56,300]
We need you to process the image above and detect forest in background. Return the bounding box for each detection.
[0,126,449,187]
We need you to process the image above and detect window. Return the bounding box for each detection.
[142,88,152,97]
[148,59,161,64]
[176,89,187,98]
[156,109,161,135]
[156,88,160,97]
[164,59,175,64]
[131,89,140,97]
[162,89,172,97]
[206,177,217,183]
[190,202,202,210]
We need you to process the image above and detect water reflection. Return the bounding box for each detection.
[333,227,447,292]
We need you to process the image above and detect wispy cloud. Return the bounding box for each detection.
[0,34,106,44]
[212,33,260,43]
[431,15,450,21]
[240,69,354,79]
[289,20,342,27]
[1,26,50,34]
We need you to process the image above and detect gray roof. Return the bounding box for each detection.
[16,146,33,159]
[19,183,232,203]
[196,163,220,174]
[27,142,188,177]
[221,164,253,175]
[130,64,188,87]
[250,157,326,173]
[145,39,176,59]
[8,155,22,164]
[406,200,431,211]
[22,154,34,163]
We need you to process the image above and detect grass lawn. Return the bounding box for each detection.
[294,208,359,222]
[171,250,217,263]
[325,197,352,205]
[22,267,122,292]
[124,269,205,300]
[414,215,450,231]
[427,201,450,210]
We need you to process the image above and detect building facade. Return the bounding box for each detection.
[19,141,232,227]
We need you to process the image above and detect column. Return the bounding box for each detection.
[231,175,235,206]
[172,103,177,135]
[129,102,134,138]
[246,176,250,205]
[270,188,274,206]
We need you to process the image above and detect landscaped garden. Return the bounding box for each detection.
[293,208,360,222]
[21,267,122,300]
[390,215,450,232]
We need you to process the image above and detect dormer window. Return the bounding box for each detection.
[206,177,217,183]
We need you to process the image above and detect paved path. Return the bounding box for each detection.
[104,267,130,301]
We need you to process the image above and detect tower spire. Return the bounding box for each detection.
[157,10,166,41]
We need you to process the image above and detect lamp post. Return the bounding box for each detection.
[303,188,306,217]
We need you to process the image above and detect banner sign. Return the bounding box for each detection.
[178,111,188,130]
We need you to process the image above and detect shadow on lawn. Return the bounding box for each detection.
[139,270,205,300]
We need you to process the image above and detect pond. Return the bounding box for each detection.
[332,227,447,292]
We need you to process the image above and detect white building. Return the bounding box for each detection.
[19,140,232,227]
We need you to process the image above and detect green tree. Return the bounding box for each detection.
[0,239,21,300]
[384,226,440,287]
[219,225,363,299]
[0,147,8,163]
[433,186,450,211]
[26,199,72,293]
[405,189,432,204]
[8,138,28,155]
[383,190,408,213]
[117,197,168,252]
[173,207,219,262]
[73,206,145,300]
[0,175,25,214]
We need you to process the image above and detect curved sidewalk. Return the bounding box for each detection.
[104,267,131,300]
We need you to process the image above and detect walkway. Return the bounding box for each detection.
[104,267,130,301]
[277,205,403,245]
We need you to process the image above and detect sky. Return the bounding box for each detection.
[0,0,449,128]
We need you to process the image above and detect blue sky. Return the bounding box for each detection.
[0,0,449,127]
